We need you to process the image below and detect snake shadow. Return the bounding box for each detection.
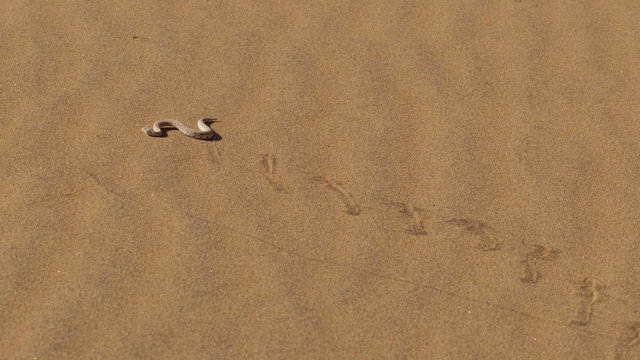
[155,118,222,141]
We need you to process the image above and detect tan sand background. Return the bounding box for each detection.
[2,0,640,359]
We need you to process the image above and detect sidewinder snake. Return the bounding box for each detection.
[142,118,216,140]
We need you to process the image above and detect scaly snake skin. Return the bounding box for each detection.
[142,118,216,140]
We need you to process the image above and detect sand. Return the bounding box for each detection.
[2,1,640,359]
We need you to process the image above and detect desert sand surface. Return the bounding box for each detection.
[2,1,640,359]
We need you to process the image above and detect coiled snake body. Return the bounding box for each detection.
[142,118,216,140]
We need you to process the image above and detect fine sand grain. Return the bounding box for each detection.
[2,1,640,359]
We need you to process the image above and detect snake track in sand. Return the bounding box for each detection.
[142,118,216,140]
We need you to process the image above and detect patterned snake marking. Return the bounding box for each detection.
[142,118,216,140]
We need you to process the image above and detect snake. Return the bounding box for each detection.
[141,118,216,140]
